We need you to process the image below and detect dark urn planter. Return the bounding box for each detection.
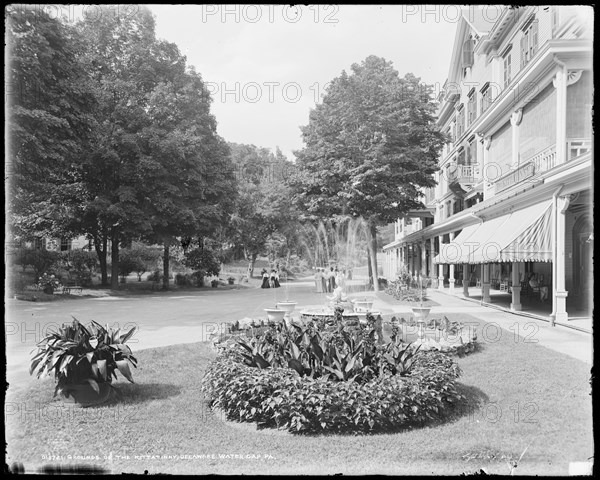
[211,280,219,288]
[60,382,113,407]
[42,286,54,295]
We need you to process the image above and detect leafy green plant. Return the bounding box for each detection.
[384,342,422,376]
[201,349,463,434]
[30,318,137,398]
[37,273,62,293]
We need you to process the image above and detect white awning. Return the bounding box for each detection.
[433,201,553,264]
[464,201,553,264]
[433,223,480,264]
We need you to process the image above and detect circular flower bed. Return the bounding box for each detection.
[201,317,464,434]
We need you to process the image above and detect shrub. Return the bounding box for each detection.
[201,349,462,434]
[183,248,220,277]
[202,316,464,434]
[191,270,205,287]
[175,273,192,286]
[20,249,61,277]
[147,270,163,283]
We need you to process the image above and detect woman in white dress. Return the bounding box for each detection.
[315,268,323,293]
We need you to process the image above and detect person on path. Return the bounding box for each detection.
[260,269,270,288]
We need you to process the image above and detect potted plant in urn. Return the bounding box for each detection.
[30,318,137,406]
[227,276,235,285]
[38,273,62,295]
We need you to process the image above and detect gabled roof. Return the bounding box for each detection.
[444,7,502,90]
[461,7,495,36]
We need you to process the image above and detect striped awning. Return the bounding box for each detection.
[434,201,553,264]
[433,223,480,264]
[488,201,553,263]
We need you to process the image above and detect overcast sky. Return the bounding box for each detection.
[146,4,462,160]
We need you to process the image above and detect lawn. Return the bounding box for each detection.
[5,315,592,475]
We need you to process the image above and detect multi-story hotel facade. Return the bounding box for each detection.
[383,5,593,324]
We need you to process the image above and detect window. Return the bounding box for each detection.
[34,238,45,250]
[521,17,539,67]
[465,138,477,168]
[480,82,492,113]
[467,89,476,126]
[457,147,466,166]
[60,238,72,251]
[470,138,477,165]
[502,46,512,88]
[456,105,465,139]
[462,38,475,72]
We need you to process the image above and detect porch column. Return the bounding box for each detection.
[510,262,522,311]
[482,136,491,199]
[420,241,427,278]
[510,109,523,168]
[554,195,571,322]
[481,264,491,303]
[463,264,470,297]
[448,232,455,294]
[553,67,567,166]
[438,235,445,290]
[429,237,436,285]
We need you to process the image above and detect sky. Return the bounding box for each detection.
[145,4,461,161]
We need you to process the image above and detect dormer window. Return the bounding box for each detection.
[462,37,476,75]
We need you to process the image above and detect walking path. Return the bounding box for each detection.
[5,277,592,396]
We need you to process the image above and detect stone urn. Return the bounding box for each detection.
[276,301,297,318]
[411,306,431,340]
[264,308,286,323]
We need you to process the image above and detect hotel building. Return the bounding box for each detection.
[383,5,593,325]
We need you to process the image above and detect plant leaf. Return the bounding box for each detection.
[116,360,135,383]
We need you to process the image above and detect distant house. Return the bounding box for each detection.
[22,236,93,252]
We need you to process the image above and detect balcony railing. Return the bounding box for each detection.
[448,163,480,184]
[528,144,557,174]
[494,138,591,194]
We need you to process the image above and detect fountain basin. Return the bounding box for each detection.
[352,299,374,312]
[411,306,431,322]
[300,307,359,323]
[264,309,286,322]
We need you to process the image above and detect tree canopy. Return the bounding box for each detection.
[293,55,444,288]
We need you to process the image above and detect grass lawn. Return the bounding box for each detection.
[5,315,592,475]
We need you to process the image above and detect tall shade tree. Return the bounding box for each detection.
[228,143,297,277]
[293,55,444,290]
[6,6,96,245]
[75,6,235,289]
[140,70,236,289]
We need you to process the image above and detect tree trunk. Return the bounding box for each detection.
[94,235,109,286]
[110,232,119,290]
[248,252,257,278]
[368,223,379,292]
[163,244,170,290]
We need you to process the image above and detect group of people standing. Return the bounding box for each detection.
[314,267,346,293]
[260,268,280,288]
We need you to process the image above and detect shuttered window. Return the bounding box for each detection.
[521,17,539,67]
